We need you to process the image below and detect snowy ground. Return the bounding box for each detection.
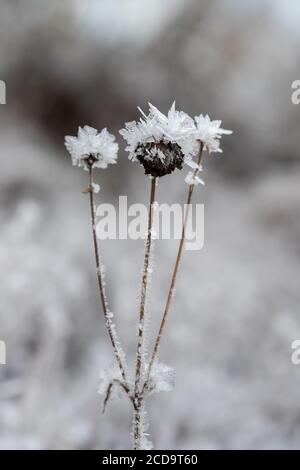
[0,122,300,449]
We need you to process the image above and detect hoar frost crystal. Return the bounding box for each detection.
[65,125,118,170]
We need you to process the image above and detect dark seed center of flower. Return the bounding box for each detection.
[136,141,184,177]
[85,154,99,167]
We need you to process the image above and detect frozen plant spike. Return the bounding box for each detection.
[146,113,233,400]
[185,171,205,186]
[65,128,129,394]
[65,126,118,170]
[194,114,232,154]
[119,102,197,177]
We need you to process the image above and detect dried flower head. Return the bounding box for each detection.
[194,114,232,154]
[65,125,118,170]
[120,102,197,177]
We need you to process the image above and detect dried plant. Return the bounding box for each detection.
[65,104,232,450]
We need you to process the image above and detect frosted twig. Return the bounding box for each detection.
[88,164,129,392]
[143,143,204,392]
[133,176,157,449]
[103,379,134,413]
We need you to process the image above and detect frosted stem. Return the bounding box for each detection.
[144,144,204,392]
[132,399,143,450]
[133,177,156,418]
[88,165,129,391]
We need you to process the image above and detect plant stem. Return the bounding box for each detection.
[132,397,143,450]
[144,144,204,391]
[133,177,157,448]
[88,165,129,390]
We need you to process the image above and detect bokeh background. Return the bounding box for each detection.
[1,0,300,450]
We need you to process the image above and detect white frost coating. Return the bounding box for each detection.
[194,114,232,154]
[185,171,205,186]
[100,264,106,276]
[65,125,118,170]
[96,255,128,373]
[119,102,198,165]
[148,362,175,393]
[135,239,156,377]
[132,404,153,450]
[150,228,158,239]
[91,183,100,193]
[120,103,232,173]
[97,365,123,397]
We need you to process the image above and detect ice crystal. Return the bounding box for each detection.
[148,362,175,393]
[65,126,118,170]
[194,114,232,154]
[185,171,205,186]
[91,183,100,193]
[132,404,153,450]
[97,365,124,397]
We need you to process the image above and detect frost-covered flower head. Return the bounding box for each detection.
[194,115,232,154]
[65,126,118,170]
[119,102,197,177]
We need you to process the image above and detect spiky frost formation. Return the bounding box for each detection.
[185,171,205,186]
[91,183,100,193]
[136,236,157,384]
[119,102,198,177]
[65,126,118,170]
[184,115,232,184]
[97,365,124,397]
[132,403,153,450]
[194,114,232,154]
[147,362,175,393]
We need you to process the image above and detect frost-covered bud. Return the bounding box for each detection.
[65,125,118,171]
[194,114,232,154]
[120,102,197,178]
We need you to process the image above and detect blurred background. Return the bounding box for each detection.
[1,0,300,450]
